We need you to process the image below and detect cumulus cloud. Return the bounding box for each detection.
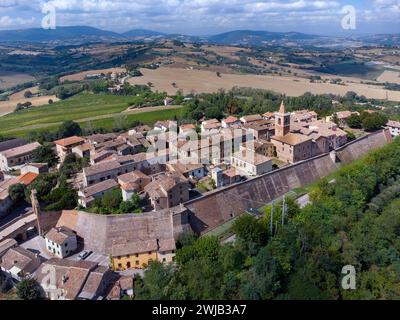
[0,0,398,33]
[0,15,35,27]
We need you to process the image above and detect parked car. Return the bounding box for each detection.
[78,250,92,260]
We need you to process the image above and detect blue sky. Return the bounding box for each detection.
[0,0,399,35]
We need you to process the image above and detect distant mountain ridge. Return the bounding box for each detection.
[121,29,166,38]
[208,30,322,45]
[0,26,398,46]
[0,26,123,42]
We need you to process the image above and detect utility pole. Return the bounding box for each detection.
[270,201,274,235]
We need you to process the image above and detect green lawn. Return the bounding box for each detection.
[0,93,187,138]
[81,108,186,132]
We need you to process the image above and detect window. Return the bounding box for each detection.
[126,262,131,269]
[136,261,139,265]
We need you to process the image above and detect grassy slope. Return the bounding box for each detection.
[0,93,186,137]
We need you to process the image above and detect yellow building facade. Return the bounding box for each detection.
[112,251,158,271]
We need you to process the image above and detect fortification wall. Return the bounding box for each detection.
[48,130,392,252]
[186,154,338,234]
[335,129,392,164]
[186,129,392,234]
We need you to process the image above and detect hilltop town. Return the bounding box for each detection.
[0,94,398,299]
[0,6,400,300]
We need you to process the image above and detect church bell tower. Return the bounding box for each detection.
[275,101,291,137]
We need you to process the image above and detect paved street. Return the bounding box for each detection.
[68,250,110,267]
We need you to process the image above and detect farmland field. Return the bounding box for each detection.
[0,93,185,137]
[0,71,35,89]
[60,67,126,82]
[316,61,384,80]
[0,86,59,117]
[378,70,400,84]
[128,67,400,101]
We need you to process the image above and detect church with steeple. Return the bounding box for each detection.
[271,101,320,164]
[275,101,291,137]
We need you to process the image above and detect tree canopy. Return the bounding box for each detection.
[135,137,400,300]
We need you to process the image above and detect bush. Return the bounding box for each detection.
[16,278,41,300]
[9,183,27,203]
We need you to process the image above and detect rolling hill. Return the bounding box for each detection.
[122,29,166,38]
[208,30,322,45]
[0,26,123,42]
[0,26,398,47]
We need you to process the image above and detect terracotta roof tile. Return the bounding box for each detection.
[18,172,39,186]
[54,136,85,147]
[0,142,40,158]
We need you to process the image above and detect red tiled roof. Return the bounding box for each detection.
[54,136,85,147]
[18,172,39,186]
[1,142,40,158]
[223,116,239,124]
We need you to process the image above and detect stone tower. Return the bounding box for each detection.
[31,189,43,236]
[275,101,291,137]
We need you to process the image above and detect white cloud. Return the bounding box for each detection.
[0,15,35,27]
[0,0,398,33]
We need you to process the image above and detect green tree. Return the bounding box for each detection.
[102,189,123,212]
[232,215,268,246]
[361,113,388,132]
[44,187,78,211]
[26,173,59,202]
[119,193,142,214]
[24,90,33,98]
[176,231,198,249]
[9,183,27,203]
[346,114,362,129]
[16,278,41,300]
[58,120,82,138]
[135,263,175,300]
[32,145,59,166]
